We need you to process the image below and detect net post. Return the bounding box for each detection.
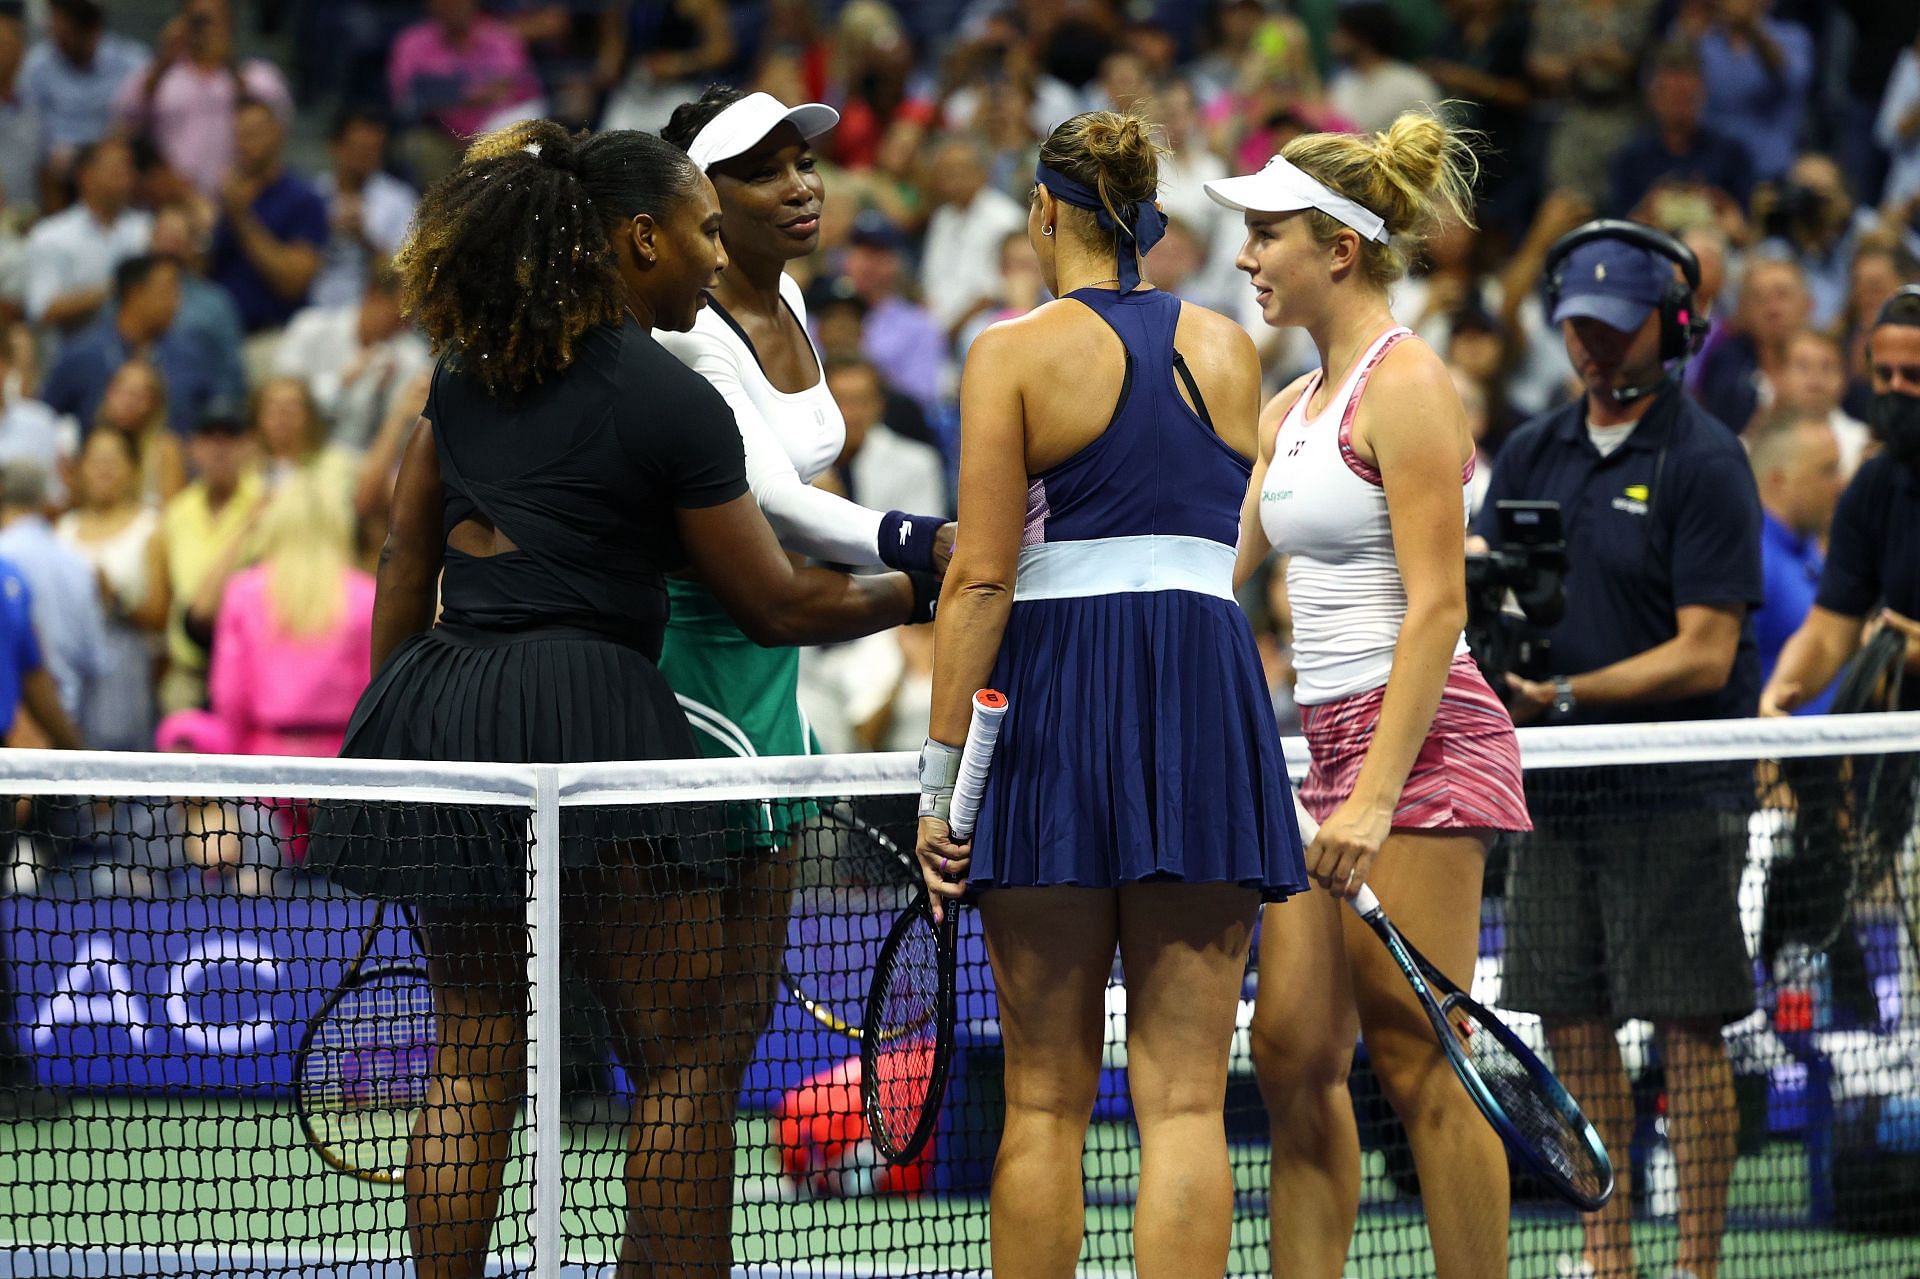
[530,765,563,1278]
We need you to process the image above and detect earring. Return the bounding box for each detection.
[1042,226,1054,237]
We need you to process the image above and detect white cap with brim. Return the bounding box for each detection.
[1203,156,1390,245]
[686,93,840,172]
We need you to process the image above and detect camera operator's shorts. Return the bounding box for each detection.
[1502,792,1756,1025]
[1298,655,1531,832]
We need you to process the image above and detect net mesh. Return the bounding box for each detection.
[0,715,1914,1277]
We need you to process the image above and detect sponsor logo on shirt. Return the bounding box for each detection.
[1262,489,1294,502]
[1612,483,1649,516]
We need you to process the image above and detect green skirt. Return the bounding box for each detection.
[658,579,822,853]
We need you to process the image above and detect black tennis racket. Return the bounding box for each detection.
[1347,882,1615,1211]
[863,690,1007,1165]
[293,900,434,1184]
[782,806,922,1039]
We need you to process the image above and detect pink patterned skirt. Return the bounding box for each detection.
[1298,655,1532,832]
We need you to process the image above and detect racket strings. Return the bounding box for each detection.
[866,920,942,1153]
[298,972,436,1176]
[1451,1003,1606,1199]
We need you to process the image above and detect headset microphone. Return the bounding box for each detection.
[1607,377,1667,405]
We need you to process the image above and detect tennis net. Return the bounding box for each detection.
[0,713,1914,1277]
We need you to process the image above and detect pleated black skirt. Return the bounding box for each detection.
[305,624,725,906]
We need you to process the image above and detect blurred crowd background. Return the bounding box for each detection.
[0,0,1916,893]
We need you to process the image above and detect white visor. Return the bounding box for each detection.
[686,92,840,172]
[1203,156,1390,245]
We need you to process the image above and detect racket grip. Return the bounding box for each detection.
[1349,884,1383,918]
[947,690,1008,843]
[1291,792,1320,841]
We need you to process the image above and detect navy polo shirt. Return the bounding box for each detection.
[1475,384,1765,727]
[1816,453,1920,625]
[210,172,330,333]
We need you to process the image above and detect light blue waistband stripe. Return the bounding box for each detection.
[1013,534,1236,602]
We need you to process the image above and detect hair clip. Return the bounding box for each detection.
[524,142,543,158]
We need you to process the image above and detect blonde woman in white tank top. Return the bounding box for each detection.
[1209,114,1531,1279]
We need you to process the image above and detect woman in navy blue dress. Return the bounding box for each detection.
[914,111,1307,1279]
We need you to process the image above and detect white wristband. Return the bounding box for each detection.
[917,739,962,822]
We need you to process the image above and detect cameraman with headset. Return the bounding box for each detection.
[1475,221,1763,1279]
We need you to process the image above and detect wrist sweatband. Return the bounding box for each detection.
[917,739,963,822]
[908,571,940,624]
[879,511,944,573]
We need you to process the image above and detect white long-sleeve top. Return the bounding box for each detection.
[658,274,889,566]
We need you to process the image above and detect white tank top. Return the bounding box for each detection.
[659,275,892,567]
[1259,327,1471,705]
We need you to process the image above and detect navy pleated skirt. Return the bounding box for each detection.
[305,623,723,906]
[967,592,1308,901]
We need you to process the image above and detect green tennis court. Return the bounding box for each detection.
[3,1099,1916,1277]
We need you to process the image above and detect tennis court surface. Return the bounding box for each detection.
[1,716,1917,1277]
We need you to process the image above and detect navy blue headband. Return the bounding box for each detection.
[1035,162,1168,291]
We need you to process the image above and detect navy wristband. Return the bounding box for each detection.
[878,510,944,573]
[908,572,941,624]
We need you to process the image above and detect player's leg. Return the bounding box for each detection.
[1115,881,1259,1279]
[1249,882,1362,1279]
[1542,1018,1634,1277]
[571,852,732,1279]
[1659,1019,1737,1279]
[1344,831,1508,1279]
[977,885,1119,1279]
[407,908,529,1279]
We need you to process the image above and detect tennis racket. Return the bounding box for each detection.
[1337,868,1615,1210]
[293,900,434,1184]
[863,690,1008,1166]
[782,805,922,1039]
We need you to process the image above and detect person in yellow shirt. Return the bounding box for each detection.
[158,410,263,715]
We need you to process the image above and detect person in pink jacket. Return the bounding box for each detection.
[206,470,373,757]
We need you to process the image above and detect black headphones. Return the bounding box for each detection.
[1543,219,1709,364]
[1875,282,1920,328]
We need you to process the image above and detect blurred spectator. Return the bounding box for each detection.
[19,0,146,202]
[0,324,66,494]
[918,133,1026,338]
[1695,0,1813,185]
[805,273,937,448]
[146,198,247,413]
[0,458,104,729]
[843,212,945,415]
[595,0,735,134]
[348,364,431,563]
[1838,242,1919,411]
[955,227,1047,354]
[1879,38,1920,211]
[388,0,542,180]
[159,409,259,714]
[818,0,918,170]
[209,96,327,353]
[0,1,37,216]
[22,136,149,333]
[826,356,946,517]
[1609,41,1754,220]
[1747,407,1844,715]
[0,555,83,755]
[1775,328,1872,476]
[207,472,372,757]
[89,359,187,503]
[1527,0,1655,212]
[1422,0,1533,231]
[1090,46,1153,115]
[852,621,932,753]
[1692,254,1809,433]
[251,375,358,521]
[56,428,165,751]
[275,265,429,450]
[111,0,293,200]
[1325,2,1438,135]
[312,106,418,310]
[1757,153,1876,330]
[43,254,225,436]
[1448,363,1494,518]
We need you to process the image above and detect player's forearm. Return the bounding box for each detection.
[754,568,913,647]
[1348,600,1462,813]
[369,541,440,672]
[927,578,1012,746]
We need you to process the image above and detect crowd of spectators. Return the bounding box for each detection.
[0,0,1914,894]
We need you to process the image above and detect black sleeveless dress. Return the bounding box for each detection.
[305,319,750,905]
